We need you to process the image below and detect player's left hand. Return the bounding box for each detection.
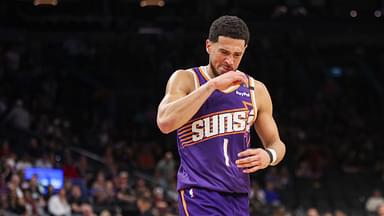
[235,148,270,173]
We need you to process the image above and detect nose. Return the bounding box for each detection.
[224,55,234,66]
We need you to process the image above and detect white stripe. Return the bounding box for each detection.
[223,138,230,167]
[201,66,212,80]
[267,148,278,165]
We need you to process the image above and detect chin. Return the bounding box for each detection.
[218,67,229,73]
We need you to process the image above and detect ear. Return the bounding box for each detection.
[205,39,211,54]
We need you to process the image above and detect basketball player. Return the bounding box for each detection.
[157,15,286,215]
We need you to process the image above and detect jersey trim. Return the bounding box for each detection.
[180,190,190,216]
[187,69,200,90]
[248,76,258,125]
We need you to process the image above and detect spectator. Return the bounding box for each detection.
[6,174,26,215]
[366,189,384,213]
[91,171,106,201]
[44,184,55,204]
[116,171,136,215]
[154,151,175,188]
[68,184,93,215]
[48,188,71,216]
[25,174,46,215]
[134,177,151,197]
[334,209,346,216]
[322,212,333,216]
[307,207,320,216]
[0,140,13,158]
[5,99,30,130]
[137,194,154,216]
[152,186,168,215]
[7,174,24,204]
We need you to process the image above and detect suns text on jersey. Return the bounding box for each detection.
[191,111,248,142]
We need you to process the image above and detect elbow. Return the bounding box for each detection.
[157,118,175,134]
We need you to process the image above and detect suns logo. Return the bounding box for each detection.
[190,109,254,142]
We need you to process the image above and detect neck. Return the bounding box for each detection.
[206,64,218,78]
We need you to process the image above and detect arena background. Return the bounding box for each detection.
[0,0,384,215]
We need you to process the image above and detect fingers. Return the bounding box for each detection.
[242,166,263,173]
[233,71,248,84]
[213,70,248,90]
[236,154,261,168]
[224,71,247,84]
[237,148,259,157]
[236,157,263,173]
[236,148,269,173]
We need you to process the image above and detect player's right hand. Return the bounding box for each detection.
[209,71,248,91]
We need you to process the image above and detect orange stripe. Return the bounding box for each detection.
[179,124,192,132]
[179,127,190,134]
[198,66,210,81]
[180,190,190,216]
[191,70,201,89]
[242,100,256,125]
[180,135,192,142]
[179,131,193,139]
[221,84,241,93]
[185,108,246,124]
[180,136,192,141]
[180,139,192,143]
[181,130,245,147]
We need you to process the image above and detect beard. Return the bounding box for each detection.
[209,62,234,77]
[209,64,220,77]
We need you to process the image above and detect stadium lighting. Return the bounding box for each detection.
[140,0,165,7]
[33,0,58,6]
[350,10,358,18]
[374,10,382,18]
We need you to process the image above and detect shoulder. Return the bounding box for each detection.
[171,69,195,79]
[167,68,197,94]
[169,69,196,86]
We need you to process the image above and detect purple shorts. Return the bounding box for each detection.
[178,187,249,216]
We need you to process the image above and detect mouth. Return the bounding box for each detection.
[222,66,233,72]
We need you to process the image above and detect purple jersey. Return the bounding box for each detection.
[176,66,257,194]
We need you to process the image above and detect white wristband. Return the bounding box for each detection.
[266,148,277,165]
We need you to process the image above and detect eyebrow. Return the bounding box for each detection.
[219,48,242,55]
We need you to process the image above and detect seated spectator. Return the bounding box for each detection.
[68,184,94,216]
[154,151,175,188]
[116,171,136,215]
[366,189,384,214]
[7,185,26,215]
[334,209,346,216]
[137,194,154,216]
[48,188,71,216]
[25,174,46,215]
[306,207,320,216]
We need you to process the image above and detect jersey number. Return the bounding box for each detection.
[223,138,230,167]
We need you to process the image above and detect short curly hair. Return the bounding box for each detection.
[208,15,250,45]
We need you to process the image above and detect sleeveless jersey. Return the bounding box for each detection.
[176,66,258,194]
